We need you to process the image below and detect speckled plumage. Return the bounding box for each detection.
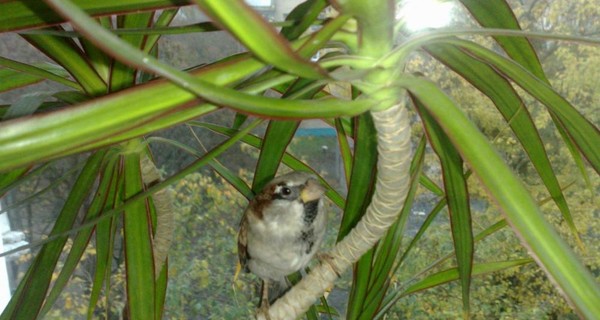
[237,171,326,306]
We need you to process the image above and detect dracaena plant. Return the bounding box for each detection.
[0,0,599,319]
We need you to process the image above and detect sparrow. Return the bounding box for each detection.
[237,171,327,315]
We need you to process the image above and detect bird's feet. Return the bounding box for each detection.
[317,252,341,277]
[257,280,272,320]
[256,304,271,320]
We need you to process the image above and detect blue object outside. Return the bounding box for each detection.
[295,127,337,137]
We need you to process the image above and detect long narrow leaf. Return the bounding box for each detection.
[122,146,155,320]
[0,0,189,32]
[0,150,106,320]
[252,77,327,191]
[337,113,378,239]
[252,120,300,191]
[458,0,547,81]
[0,68,42,93]
[209,160,253,201]
[400,259,533,297]
[44,0,370,116]
[3,93,48,120]
[194,0,326,79]
[399,75,600,319]
[154,260,169,319]
[334,118,353,186]
[343,113,378,320]
[280,0,327,41]
[416,98,473,317]
[0,167,31,197]
[0,121,263,264]
[79,16,114,82]
[39,153,117,316]
[143,9,178,54]
[0,162,85,217]
[446,39,600,177]
[87,155,121,319]
[0,51,261,170]
[0,57,80,90]
[0,12,360,171]
[427,42,582,247]
[109,12,154,92]
[22,29,106,95]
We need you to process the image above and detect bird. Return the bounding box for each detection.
[237,171,327,316]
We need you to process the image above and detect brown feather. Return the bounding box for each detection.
[238,184,276,271]
[237,213,250,272]
[249,184,276,220]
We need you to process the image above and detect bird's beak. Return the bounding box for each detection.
[300,178,325,203]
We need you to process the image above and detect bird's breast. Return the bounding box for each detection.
[245,199,326,280]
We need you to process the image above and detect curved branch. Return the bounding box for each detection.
[259,102,412,319]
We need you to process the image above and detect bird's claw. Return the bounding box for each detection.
[256,305,271,320]
[317,252,341,277]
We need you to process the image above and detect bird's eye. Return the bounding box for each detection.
[281,187,292,196]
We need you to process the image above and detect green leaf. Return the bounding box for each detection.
[79,17,113,83]
[0,150,106,320]
[447,39,600,179]
[458,0,547,81]
[419,173,443,196]
[0,0,189,32]
[143,9,178,54]
[280,0,327,41]
[0,162,85,218]
[397,198,447,271]
[0,167,30,197]
[88,156,121,319]
[252,120,300,191]
[338,113,378,240]
[209,160,253,200]
[0,15,368,171]
[401,259,533,297]
[39,153,117,317]
[110,12,154,92]
[44,0,369,118]
[0,57,81,90]
[376,217,510,318]
[399,75,600,319]
[343,113,378,320]
[427,42,582,248]
[155,260,169,319]
[53,90,90,104]
[122,145,155,320]
[252,77,326,191]
[416,98,473,317]
[334,118,353,185]
[0,52,264,171]
[194,0,327,79]
[22,29,107,95]
[0,69,42,93]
